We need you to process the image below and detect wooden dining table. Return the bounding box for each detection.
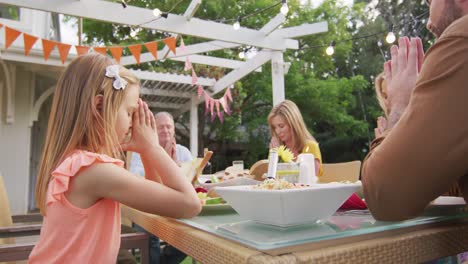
[122,204,468,264]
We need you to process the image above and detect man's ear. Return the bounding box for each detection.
[94,94,103,113]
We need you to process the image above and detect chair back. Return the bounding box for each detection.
[318,161,361,183]
[0,174,15,245]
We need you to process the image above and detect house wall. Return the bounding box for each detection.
[0,66,34,215]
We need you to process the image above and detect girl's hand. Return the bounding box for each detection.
[269,136,280,149]
[121,99,158,154]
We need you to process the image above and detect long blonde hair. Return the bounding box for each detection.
[36,54,139,214]
[267,100,316,152]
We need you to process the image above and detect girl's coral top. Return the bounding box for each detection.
[28,150,124,264]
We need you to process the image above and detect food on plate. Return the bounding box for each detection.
[197,191,225,205]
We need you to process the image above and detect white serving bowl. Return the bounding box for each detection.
[214,182,361,227]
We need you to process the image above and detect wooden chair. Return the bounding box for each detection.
[0,174,150,263]
[318,160,362,183]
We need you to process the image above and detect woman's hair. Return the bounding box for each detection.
[35,53,139,214]
[267,100,316,152]
[375,72,389,116]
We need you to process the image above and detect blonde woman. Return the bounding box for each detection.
[268,100,323,176]
[29,54,200,263]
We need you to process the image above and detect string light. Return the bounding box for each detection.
[325,41,335,56]
[280,0,289,15]
[385,24,396,44]
[233,17,241,30]
[152,8,161,17]
[238,50,245,59]
[120,0,127,8]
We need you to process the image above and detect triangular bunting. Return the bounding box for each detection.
[204,92,210,114]
[162,37,176,55]
[225,87,233,102]
[215,100,221,118]
[75,45,90,56]
[197,85,203,98]
[93,47,107,55]
[23,33,38,56]
[109,46,124,64]
[0,23,3,29]
[57,43,72,64]
[210,97,215,117]
[41,39,57,61]
[144,41,158,60]
[218,110,224,123]
[5,26,22,49]
[128,44,142,64]
[179,38,186,52]
[184,57,192,71]
[191,69,198,86]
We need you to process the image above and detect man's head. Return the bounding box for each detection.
[426,0,467,38]
[155,112,175,147]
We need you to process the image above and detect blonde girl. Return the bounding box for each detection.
[268,100,323,176]
[29,54,201,263]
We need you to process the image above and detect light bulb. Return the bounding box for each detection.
[280,3,289,15]
[130,29,137,38]
[238,51,245,59]
[325,46,334,56]
[233,20,240,30]
[386,31,396,44]
[153,8,162,17]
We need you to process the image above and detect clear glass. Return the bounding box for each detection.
[179,206,468,252]
[232,160,244,171]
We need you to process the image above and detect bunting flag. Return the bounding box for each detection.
[197,85,203,98]
[204,92,210,114]
[5,26,21,49]
[109,46,124,64]
[0,23,3,29]
[225,87,233,102]
[184,57,192,71]
[144,41,158,60]
[57,43,72,64]
[75,45,90,56]
[210,97,215,117]
[41,39,56,61]
[191,69,198,86]
[162,37,176,54]
[128,44,142,64]
[23,33,38,56]
[218,110,224,123]
[93,47,107,56]
[179,38,186,52]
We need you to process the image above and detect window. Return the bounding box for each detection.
[0,4,20,21]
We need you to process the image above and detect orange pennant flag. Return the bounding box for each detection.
[144,41,158,60]
[57,43,72,64]
[42,39,57,61]
[23,33,38,56]
[162,37,176,55]
[108,46,124,64]
[128,44,142,65]
[75,45,90,56]
[93,47,107,55]
[0,23,3,29]
[5,26,22,49]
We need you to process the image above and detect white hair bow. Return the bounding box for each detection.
[105,65,128,90]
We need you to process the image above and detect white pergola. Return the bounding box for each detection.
[0,0,328,156]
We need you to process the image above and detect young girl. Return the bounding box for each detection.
[28,54,201,263]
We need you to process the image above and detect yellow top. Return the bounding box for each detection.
[302,140,323,176]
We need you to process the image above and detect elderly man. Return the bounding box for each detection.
[129,111,192,264]
[362,0,468,221]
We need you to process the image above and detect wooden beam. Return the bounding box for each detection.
[131,70,216,86]
[211,50,272,95]
[271,21,328,39]
[1,0,291,50]
[260,13,286,35]
[147,101,181,109]
[183,0,202,19]
[141,87,193,98]
[170,55,262,72]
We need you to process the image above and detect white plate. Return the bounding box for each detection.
[199,177,260,191]
[430,196,466,207]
